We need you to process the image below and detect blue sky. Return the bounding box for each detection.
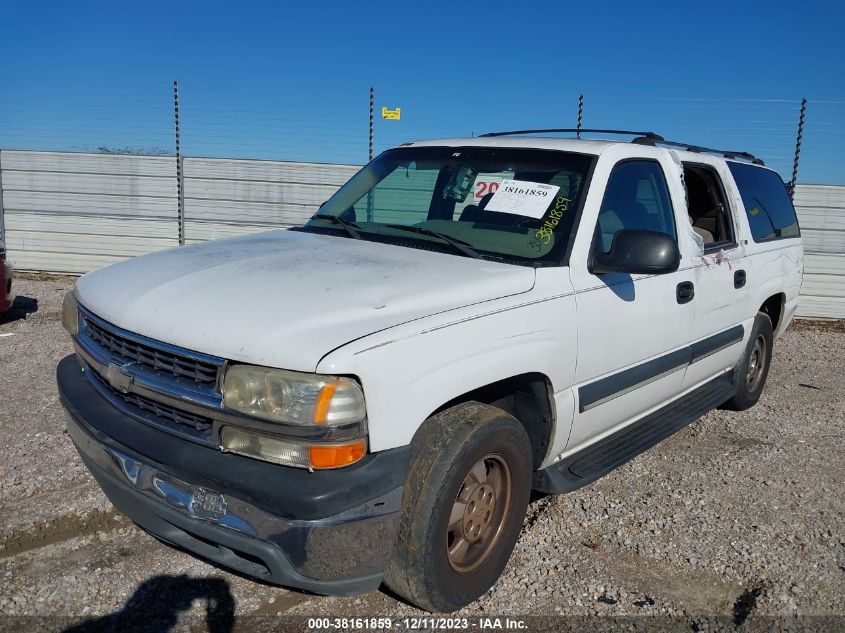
[1,0,843,183]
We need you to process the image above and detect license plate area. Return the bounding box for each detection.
[190,488,227,519]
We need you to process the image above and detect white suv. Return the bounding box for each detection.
[58,130,803,612]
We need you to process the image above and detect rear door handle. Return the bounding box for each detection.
[734,269,747,289]
[676,281,695,304]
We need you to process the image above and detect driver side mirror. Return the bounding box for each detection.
[590,229,680,275]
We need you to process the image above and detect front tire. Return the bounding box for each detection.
[384,402,532,612]
[725,312,774,410]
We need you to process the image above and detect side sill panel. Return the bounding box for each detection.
[533,373,736,494]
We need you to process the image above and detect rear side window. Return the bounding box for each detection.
[727,162,800,242]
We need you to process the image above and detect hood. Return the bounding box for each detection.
[75,230,536,371]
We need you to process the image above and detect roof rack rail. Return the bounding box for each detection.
[640,138,765,165]
[479,128,663,140]
[477,127,765,166]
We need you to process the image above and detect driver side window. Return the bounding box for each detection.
[596,160,677,253]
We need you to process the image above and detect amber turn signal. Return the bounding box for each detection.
[309,441,366,469]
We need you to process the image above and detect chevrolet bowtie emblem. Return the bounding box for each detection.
[105,363,134,393]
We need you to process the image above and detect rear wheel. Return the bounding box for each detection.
[725,312,773,410]
[384,402,532,612]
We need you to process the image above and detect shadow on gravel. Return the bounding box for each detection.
[0,296,38,324]
[62,574,234,633]
[733,585,765,627]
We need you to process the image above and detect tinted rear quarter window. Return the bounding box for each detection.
[727,162,800,242]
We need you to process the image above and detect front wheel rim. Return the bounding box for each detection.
[446,454,512,573]
[746,334,767,392]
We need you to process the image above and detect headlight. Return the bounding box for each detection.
[221,365,368,469]
[222,365,366,427]
[61,290,79,336]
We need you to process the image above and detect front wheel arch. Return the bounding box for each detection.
[427,372,555,470]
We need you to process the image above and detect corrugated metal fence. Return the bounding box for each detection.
[0,150,358,272]
[183,157,359,244]
[0,151,179,272]
[0,150,843,318]
[793,185,845,318]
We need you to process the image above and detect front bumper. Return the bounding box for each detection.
[58,355,410,595]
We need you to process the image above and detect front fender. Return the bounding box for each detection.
[318,282,577,458]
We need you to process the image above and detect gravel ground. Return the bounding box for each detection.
[1,275,843,632]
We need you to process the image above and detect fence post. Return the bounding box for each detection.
[789,97,807,200]
[367,85,375,222]
[174,80,185,245]
[577,94,583,138]
[0,150,5,243]
[368,86,375,162]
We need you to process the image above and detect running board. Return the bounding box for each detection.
[533,374,736,494]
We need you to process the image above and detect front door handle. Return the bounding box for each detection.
[677,281,695,304]
[734,269,747,289]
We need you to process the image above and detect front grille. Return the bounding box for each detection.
[84,316,220,387]
[93,370,213,433]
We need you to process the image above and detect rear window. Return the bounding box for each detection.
[727,162,800,242]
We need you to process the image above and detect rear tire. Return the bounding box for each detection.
[384,402,532,612]
[724,312,773,411]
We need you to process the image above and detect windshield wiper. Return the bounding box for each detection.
[384,224,483,259]
[311,214,362,239]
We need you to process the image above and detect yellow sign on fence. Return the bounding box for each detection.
[381,107,401,120]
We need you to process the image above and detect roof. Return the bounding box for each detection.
[403,136,616,155]
[401,135,774,172]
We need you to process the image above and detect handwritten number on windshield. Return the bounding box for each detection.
[534,197,571,245]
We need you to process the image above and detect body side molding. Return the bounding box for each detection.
[690,324,744,363]
[577,325,744,413]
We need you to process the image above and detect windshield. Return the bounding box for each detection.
[296,146,594,265]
